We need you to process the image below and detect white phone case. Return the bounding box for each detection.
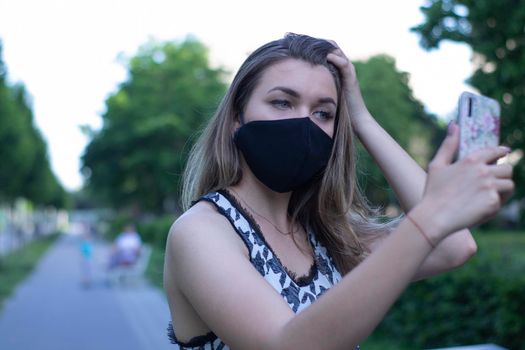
[457,92,500,160]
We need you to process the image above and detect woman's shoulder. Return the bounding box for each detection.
[170,200,224,236]
[167,200,246,257]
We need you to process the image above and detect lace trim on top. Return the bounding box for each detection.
[219,189,318,287]
[168,190,347,349]
[167,322,217,346]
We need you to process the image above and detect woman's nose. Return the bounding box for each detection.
[298,107,312,119]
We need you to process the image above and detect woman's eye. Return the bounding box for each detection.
[270,99,291,109]
[313,110,334,120]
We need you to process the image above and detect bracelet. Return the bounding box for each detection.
[406,213,435,249]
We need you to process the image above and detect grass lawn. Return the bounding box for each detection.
[145,244,165,290]
[0,233,59,309]
[361,333,414,349]
[475,229,525,264]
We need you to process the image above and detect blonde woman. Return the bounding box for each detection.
[163,33,514,349]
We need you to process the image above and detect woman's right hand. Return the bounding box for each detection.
[412,122,514,244]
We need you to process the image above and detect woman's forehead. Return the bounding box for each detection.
[257,59,338,99]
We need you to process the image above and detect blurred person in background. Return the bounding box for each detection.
[79,230,94,288]
[108,224,142,269]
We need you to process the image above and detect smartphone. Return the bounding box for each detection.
[457,91,501,160]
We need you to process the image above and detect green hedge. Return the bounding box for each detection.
[137,215,175,248]
[375,232,525,349]
[106,213,175,249]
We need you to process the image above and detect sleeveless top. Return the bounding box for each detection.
[167,190,359,349]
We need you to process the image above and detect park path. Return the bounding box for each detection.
[0,233,175,350]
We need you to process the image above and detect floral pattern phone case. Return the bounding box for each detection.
[457,91,500,160]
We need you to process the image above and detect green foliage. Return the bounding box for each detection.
[104,213,135,241]
[375,232,525,349]
[145,244,167,290]
[138,215,174,248]
[362,332,413,350]
[105,212,173,249]
[0,41,68,207]
[82,37,227,213]
[412,0,525,200]
[354,55,439,206]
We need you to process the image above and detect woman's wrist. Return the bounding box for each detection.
[406,213,436,248]
[407,200,448,247]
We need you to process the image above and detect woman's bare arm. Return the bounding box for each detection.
[167,202,434,350]
[327,49,482,277]
[354,117,477,278]
[166,141,513,349]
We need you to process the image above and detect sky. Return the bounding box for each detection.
[0,0,477,191]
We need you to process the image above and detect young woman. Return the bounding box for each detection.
[163,33,514,349]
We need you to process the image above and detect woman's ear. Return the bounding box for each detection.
[232,113,242,134]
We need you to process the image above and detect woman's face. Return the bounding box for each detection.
[243,58,338,138]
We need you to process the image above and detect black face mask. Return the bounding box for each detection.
[234,116,334,193]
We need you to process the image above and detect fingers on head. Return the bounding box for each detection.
[326,39,340,49]
[327,52,350,70]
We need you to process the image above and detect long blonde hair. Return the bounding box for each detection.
[182,33,396,275]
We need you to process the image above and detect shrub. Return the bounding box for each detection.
[105,213,175,249]
[376,232,525,349]
[137,215,175,248]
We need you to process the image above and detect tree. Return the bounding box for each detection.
[411,0,525,200]
[82,40,435,213]
[354,55,438,207]
[0,41,67,207]
[81,37,227,213]
[0,53,33,199]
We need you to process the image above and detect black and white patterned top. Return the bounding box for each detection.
[168,190,359,349]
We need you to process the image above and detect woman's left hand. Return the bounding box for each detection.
[326,42,373,132]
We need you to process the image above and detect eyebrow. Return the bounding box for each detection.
[267,86,337,106]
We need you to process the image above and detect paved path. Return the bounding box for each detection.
[0,234,174,350]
